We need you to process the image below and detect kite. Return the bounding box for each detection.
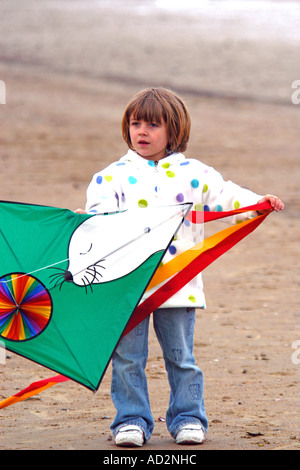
[0,200,273,408]
[0,200,191,391]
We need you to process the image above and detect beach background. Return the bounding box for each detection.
[0,0,299,450]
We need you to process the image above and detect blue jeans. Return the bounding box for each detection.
[110,307,208,442]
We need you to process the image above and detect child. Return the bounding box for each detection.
[81,87,284,446]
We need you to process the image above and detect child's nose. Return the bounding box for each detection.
[139,123,148,135]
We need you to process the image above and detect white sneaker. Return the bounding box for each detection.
[176,424,205,445]
[115,425,144,447]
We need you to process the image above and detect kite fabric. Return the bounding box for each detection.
[124,201,272,334]
[0,374,69,409]
[0,200,191,392]
[0,201,273,409]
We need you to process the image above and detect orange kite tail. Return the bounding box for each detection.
[0,374,68,409]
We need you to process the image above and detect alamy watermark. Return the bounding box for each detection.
[292,340,300,365]
[0,80,6,104]
[0,341,6,365]
[291,80,300,105]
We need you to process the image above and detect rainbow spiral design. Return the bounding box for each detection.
[0,274,52,341]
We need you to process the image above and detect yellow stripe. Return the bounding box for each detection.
[19,276,35,304]
[147,216,259,291]
[22,305,51,318]
[18,315,25,341]
[1,315,14,338]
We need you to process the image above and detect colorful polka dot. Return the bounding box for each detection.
[195,203,203,211]
[96,175,103,184]
[191,179,199,188]
[162,162,170,169]
[166,170,175,178]
[104,175,112,182]
[148,160,155,167]
[138,199,148,208]
[180,161,190,166]
[203,184,208,193]
[128,176,137,184]
[188,295,196,303]
[234,201,240,209]
[216,204,223,212]
[169,245,177,255]
[116,162,125,166]
[176,193,184,202]
[204,205,210,211]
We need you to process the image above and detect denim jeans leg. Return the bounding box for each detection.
[110,316,154,442]
[153,307,208,438]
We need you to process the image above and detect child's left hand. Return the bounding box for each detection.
[258,194,284,213]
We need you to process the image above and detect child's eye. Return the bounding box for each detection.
[150,122,158,127]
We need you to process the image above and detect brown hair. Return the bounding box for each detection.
[122,87,191,153]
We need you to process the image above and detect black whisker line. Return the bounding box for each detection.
[86,267,97,283]
[94,263,106,270]
[49,273,65,280]
[52,277,65,289]
[94,269,103,278]
[49,277,63,285]
[89,269,100,283]
[84,275,93,294]
[82,277,88,295]
[48,267,66,272]
[88,266,104,280]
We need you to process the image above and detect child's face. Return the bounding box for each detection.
[129,114,168,162]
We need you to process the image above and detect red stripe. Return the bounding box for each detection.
[13,374,69,398]
[123,204,271,335]
[189,201,271,223]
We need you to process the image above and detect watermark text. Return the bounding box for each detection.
[292,340,300,365]
[291,80,300,105]
[0,80,6,104]
[0,341,6,365]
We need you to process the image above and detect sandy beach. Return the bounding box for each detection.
[0,0,299,450]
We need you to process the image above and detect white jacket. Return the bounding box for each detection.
[85,150,261,308]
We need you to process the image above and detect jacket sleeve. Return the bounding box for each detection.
[202,166,262,224]
[85,171,120,214]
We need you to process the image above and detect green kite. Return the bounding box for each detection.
[0,201,190,391]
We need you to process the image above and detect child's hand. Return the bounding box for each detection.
[257,194,284,213]
[74,208,87,214]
